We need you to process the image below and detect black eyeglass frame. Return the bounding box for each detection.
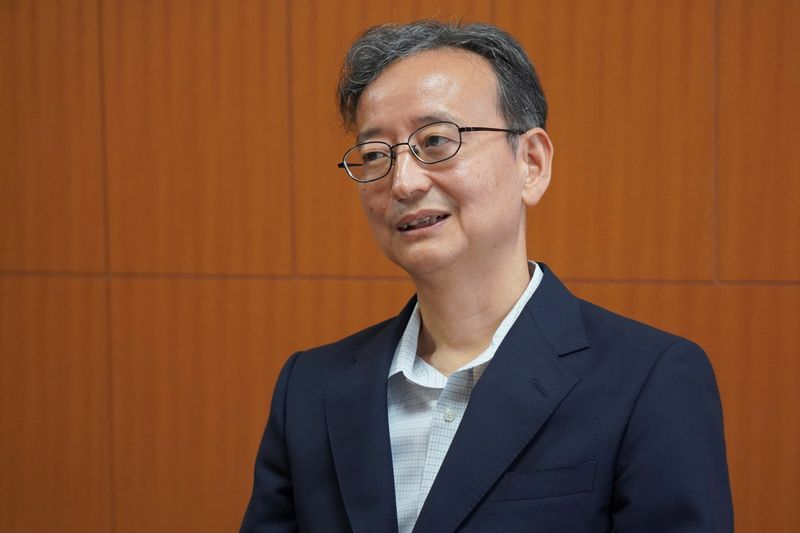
[337,121,526,183]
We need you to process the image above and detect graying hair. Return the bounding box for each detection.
[337,20,548,137]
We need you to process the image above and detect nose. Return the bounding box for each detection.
[390,143,432,200]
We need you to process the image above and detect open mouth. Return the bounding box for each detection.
[397,214,450,232]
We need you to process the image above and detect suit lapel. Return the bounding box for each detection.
[324,298,416,533]
[413,265,589,532]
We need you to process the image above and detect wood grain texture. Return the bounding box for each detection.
[291,0,494,277]
[103,0,292,274]
[0,0,105,271]
[497,0,716,280]
[568,282,800,533]
[719,0,800,280]
[111,277,413,532]
[0,277,111,533]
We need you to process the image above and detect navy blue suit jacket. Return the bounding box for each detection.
[241,265,733,532]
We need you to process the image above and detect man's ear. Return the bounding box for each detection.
[518,128,553,207]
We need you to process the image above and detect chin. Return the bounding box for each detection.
[386,247,459,277]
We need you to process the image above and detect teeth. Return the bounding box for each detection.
[409,216,434,228]
[399,214,447,231]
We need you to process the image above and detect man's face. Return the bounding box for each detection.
[354,48,544,277]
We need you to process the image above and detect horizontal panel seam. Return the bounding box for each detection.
[1,271,799,286]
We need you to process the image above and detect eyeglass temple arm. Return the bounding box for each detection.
[459,126,526,135]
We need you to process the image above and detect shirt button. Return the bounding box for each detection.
[444,409,456,423]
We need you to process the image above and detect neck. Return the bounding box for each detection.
[411,255,532,376]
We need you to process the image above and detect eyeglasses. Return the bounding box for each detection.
[337,121,525,183]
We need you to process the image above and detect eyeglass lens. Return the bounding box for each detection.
[343,122,462,182]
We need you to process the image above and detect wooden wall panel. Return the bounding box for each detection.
[291,0,495,277]
[719,0,800,281]
[0,277,111,533]
[103,0,292,275]
[0,0,105,272]
[111,277,412,532]
[498,0,716,280]
[712,287,800,533]
[568,282,800,533]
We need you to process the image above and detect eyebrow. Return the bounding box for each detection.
[356,127,383,143]
[356,113,461,143]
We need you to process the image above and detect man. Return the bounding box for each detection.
[242,21,733,532]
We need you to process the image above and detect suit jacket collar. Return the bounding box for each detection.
[324,296,416,533]
[413,263,588,532]
[324,264,589,533]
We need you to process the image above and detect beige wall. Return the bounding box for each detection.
[1,0,798,531]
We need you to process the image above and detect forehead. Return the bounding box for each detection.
[355,48,501,138]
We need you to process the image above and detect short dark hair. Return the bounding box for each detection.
[337,20,548,136]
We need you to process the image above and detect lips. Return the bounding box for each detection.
[397,213,450,232]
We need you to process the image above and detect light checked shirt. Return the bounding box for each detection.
[387,262,544,533]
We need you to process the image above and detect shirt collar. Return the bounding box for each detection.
[388,261,544,383]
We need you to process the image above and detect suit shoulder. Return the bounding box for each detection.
[576,297,705,360]
[569,298,717,412]
[308,315,396,354]
[289,315,397,371]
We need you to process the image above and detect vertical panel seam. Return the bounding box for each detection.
[95,0,117,531]
[286,0,297,277]
[712,0,721,285]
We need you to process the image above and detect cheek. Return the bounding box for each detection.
[359,188,388,220]
[452,169,499,206]
[442,160,485,199]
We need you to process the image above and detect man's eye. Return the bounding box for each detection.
[422,135,452,148]
[362,150,388,164]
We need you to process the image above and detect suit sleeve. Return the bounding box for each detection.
[611,340,734,532]
[240,352,301,533]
